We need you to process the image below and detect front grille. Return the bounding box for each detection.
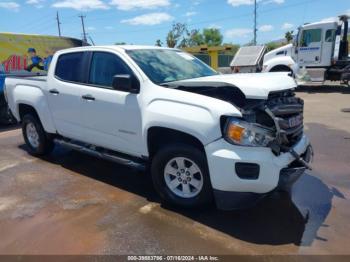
[256,90,304,148]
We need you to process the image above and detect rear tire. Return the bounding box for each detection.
[151,144,213,208]
[22,114,54,156]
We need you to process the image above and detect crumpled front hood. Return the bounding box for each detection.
[173,72,297,99]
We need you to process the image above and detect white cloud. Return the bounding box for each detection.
[185,11,197,17]
[121,12,173,26]
[110,0,170,11]
[281,22,294,30]
[265,0,284,4]
[320,10,350,23]
[225,28,252,39]
[26,0,42,3]
[52,0,109,11]
[87,26,96,31]
[227,0,284,7]
[26,0,45,8]
[208,24,222,29]
[259,24,273,32]
[227,0,254,7]
[0,2,20,11]
[320,17,337,22]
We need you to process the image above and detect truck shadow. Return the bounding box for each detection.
[0,123,20,133]
[164,173,337,246]
[18,143,338,247]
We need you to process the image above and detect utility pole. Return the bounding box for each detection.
[56,11,61,37]
[253,0,257,45]
[79,15,87,45]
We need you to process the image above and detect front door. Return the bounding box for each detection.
[80,51,143,156]
[297,27,322,66]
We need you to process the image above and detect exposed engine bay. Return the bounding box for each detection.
[167,83,304,156]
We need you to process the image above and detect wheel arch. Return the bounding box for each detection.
[17,102,56,134]
[270,65,292,72]
[18,103,40,121]
[147,126,206,157]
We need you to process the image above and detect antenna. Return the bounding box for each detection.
[56,11,62,37]
[253,0,257,45]
[79,14,87,45]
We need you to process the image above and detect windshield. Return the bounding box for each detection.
[126,49,218,84]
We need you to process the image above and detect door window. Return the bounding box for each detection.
[325,29,336,42]
[89,52,131,88]
[300,29,321,47]
[55,52,85,83]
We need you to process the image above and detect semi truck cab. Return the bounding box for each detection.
[263,15,350,83]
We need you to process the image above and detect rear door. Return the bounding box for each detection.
[46,51,89,141]
[79,51,143,156]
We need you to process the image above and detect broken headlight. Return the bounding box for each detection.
[224,118,275,147]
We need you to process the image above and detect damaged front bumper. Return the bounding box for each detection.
[205,135,312,210]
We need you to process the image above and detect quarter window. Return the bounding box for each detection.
[89,52,131,87]
[300,29,321,47]
[55,52,85,83]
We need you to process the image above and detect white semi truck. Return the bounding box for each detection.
[262,15,350,84]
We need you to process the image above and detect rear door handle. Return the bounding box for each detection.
[49,89,59,95]
[82,94,95,101]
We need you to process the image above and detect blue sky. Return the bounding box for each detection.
[0,0,349,45]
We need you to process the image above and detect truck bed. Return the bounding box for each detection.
[6,75,47,82]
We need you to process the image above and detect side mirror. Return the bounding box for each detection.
[112,74,140,94]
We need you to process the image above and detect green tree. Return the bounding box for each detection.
[285,30,294,43]
[202,28,223,46]
[188,29,204,46]
[155,39,163,46]
[115,42,126,45]
[166,23,187,48]
[165,24,224,48]
[266,42,283,51]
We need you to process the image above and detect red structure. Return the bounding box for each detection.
[1,55,28,72]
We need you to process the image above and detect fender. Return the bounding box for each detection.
[13,85,56,133]
[263,56,298,74]
[143,97,242,150]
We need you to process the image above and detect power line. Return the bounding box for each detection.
[6,0,320,41]
[83,0,319,37]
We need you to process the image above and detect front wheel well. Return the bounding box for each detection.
[147,127,205,157]
[270,65,292,72]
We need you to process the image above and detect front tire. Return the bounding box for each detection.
[22,114,54,156]
[151,144,213,208]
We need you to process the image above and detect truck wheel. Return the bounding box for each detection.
[151,144,213,208]
[22,114,54,156]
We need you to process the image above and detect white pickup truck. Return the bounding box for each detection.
[4,45,313,210]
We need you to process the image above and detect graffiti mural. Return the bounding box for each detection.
[0,33,84,91]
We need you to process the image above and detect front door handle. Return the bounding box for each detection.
[82,94,95,101]
[49,89,59,95]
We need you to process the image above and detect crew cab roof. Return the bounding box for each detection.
[56,45,178,54]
